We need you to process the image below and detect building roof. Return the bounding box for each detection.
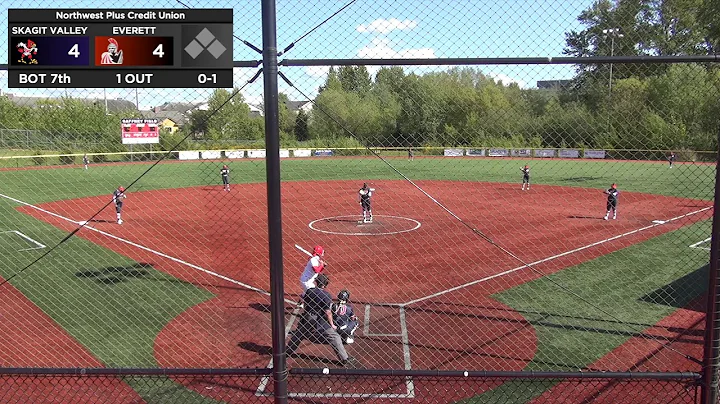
[536,80,572,89]
[142,110,189,125]
[4,93,136,113]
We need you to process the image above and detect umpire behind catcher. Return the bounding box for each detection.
[286,274,356,366]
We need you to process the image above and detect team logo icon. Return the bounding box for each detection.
[17,40,38,64]
[101,37,124,65]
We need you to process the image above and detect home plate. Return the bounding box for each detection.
[652,220,666,224]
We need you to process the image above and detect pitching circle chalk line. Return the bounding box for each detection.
[308,215,421,236]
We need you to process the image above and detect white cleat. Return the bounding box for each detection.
[603,216,608,221]
[117,220,123,225]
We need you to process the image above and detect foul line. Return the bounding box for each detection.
[689,237,711,251]
[403,206,713,306]
[0,192,296,305]
[1,230,47,251]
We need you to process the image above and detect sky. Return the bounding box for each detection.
[2,0,590,110]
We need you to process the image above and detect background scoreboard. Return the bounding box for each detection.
[8,9,233,88]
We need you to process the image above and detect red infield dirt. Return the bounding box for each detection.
[0,278,144,402]
[15,180,712,403]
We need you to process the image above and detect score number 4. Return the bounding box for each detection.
[66,44,165,58]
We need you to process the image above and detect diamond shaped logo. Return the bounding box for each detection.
[184,40,204,59]
[206,40,227,59]
[184,27,228,60]
[195,28,216,47]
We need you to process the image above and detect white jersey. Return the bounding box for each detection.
[300,255,323,283]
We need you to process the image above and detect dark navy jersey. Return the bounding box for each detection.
[332,302,356,329]
[669,154,676,161]
[303,287,334,331]
[606,188,619,202]
[221,168,229,177]
[112,190,125,205]
[359,187,372,202]
[521,167,530,177]
[83,156,89,164]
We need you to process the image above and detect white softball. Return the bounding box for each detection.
[322,367,329,375]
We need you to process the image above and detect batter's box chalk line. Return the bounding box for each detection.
[1,230,46,251]
[255,304,414,399]
[308,215,421,236]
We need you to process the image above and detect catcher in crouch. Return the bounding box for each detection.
[358,183,375,223]
[332,289,359,344]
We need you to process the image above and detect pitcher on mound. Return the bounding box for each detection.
[358,183,375,223]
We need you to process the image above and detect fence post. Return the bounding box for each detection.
[262,0,288,402]
[701,125,720,404]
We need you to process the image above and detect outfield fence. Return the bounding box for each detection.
[2,0,720,403]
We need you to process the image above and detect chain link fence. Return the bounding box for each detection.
[2,0,720,402]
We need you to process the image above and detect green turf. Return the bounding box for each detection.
[0,156,714,203]
[0,155,714,402]
[464,219,711,403]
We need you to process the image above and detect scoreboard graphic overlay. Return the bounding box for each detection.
[8,9,232,88]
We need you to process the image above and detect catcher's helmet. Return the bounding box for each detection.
[338,289,350,302]
[118,186,125,192]
[313,245,324,256]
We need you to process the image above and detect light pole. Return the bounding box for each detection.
[602,28,623,97]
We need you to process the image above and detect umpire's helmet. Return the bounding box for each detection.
[338,289,350,302]
[315,273,329,288]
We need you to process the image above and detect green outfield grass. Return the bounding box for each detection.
[0,155,714,403]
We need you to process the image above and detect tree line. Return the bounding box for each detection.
[1,0,718,154]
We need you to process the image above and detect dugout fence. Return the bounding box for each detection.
[2,0,720,403]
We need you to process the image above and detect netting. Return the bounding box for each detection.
[2,0,720,403]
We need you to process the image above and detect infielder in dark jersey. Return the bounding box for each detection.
[603,183,619,220]
[220,164,230,191]
[83,154,89,170]
[358,183,374,223]
[521,165,530,190]
[113,186,127,224]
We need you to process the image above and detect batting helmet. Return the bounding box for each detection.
[313,245,324,256]
[338,289,350,302]
[315,273,329,288]
[118,186,125,192]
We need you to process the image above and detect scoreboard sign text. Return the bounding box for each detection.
[8,9,233,88]
[122,118,160,144]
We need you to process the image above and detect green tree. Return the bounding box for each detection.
[294,109,309,141]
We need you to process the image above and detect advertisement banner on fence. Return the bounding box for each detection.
[225,150,245,159]
[179,151,200,160]
[201,150,221,160]
[314,149,334,157]
[559,149,580,158]
[534,149,556,158]
[465,149,486,156]
[279,149,290,158]
[584,150,606,159]
[488,148,509,157]
[248,149,267,158]
[293,149,312,157]
[121,119,159,145]
[511,148,532,157]
[444,148,464,156]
